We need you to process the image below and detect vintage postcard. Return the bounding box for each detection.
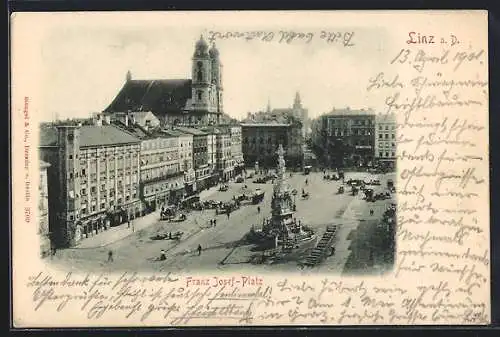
[11,10,489,327]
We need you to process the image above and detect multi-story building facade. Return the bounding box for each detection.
[175,126,211,192]
[39,124,141,248]
[314,107,376,168]
[202,126,236,181]
[205,130,217,182]
[241,122,304,170]
[216,130,233,181]
[39,160,51,257]
[228,125,244,176]
[161,129,196,194]
[375,113,397,169]
[111,119,184,210]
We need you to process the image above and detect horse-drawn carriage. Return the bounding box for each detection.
[216,200,240,214]
[150,231,184,241]
[251,190,265,204]
[179,195,200,211]
[160,206,177,220]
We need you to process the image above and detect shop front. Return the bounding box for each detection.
[108,207,128,227]
[209,172,220,187]
[170,186,185,205]
[74,213,109,242]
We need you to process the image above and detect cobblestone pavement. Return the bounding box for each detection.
[49,171,396,274]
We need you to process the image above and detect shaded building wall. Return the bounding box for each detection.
[38,164,51,257]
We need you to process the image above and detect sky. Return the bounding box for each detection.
[16,12,398,122]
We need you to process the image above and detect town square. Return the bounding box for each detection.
[37,33,397,275]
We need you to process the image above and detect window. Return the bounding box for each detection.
[81,188,87,195]
[385,152,389,157]
[197,91,203,100]
[91,186,96,194]
[378,134,383,139]
[82,169,86,176]
[391,152,395,157]
[101,203,105,209]
[385,134,389,139]
[69,173,73,179]
[392,134,395,139]
[69,154,73,159]
[70,215,74,221]
[92,206,96,212]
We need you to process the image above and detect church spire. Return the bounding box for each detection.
[293,91,301,108]
[266,98,271,113]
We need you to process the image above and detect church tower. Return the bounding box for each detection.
[293,91,302,110]
[209,42,223,115]
[192,35,217,114]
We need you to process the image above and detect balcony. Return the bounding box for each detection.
[140,172,184,185]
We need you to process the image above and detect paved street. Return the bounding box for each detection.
[49,171,396,275]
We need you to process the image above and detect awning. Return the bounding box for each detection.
[182,195,200,203]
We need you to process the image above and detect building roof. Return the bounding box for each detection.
[39,126,58,146]
[39,124,140,148]
[40,160,51,168]
[79,125,140,147]
[241,123,291,127]
[159,129,192,138]
[111,120,152,140]
[200,126,223,135]
[375,113,397,122]
[104,79,192,116]
[175,126,208,136]
[325,107,376,117]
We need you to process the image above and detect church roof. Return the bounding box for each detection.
[104,79,192,116]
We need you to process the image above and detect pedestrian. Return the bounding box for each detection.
[169,232,172,239]
[305,179,308,186]
[227,212,230,219]
[257,206,261,214]
[197,244,202,256]
[370,209,374,216]
[160,249,166,261]
[214,219,217,227]
[127,219,130,228]
[107,250,113,262]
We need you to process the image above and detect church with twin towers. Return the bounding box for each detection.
[105,35,227,126]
